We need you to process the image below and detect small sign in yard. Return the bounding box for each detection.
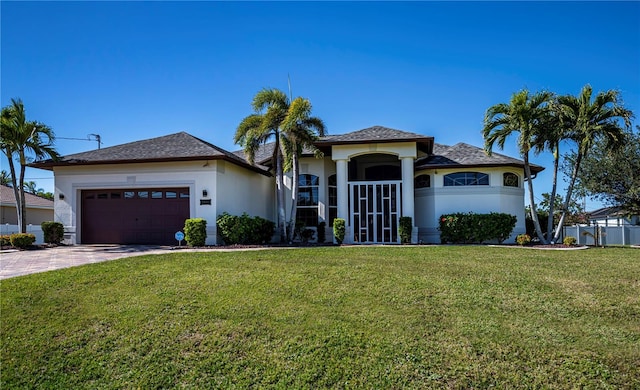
[175,231,185,246]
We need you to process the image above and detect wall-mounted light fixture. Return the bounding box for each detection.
[59,193,65,200]
[202,189,208,198]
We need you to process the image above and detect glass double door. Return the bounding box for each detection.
[349,181,401,244]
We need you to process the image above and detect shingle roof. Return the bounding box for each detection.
[31,132,270,175]
[588,206,625,219]
[316,125,433,154]
[0,185,54,209]
[415,142,544,173]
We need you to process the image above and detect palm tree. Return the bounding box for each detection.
[281,97,326,241]
[23,180,39,194]
[482,89,554,243]
[235,89,289,242]
[532,103,564,241]
[0,98,59,233]
[552,85,633,242]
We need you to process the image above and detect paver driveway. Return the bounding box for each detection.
[0,245,170,280]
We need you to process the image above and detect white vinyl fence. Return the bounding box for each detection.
[1,224,45,244]
[563,225,640,246]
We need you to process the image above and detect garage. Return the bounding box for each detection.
[81,188,190,245]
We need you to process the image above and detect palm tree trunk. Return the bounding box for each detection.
[547,145,559,243]
[275,140,287,243]
[524,153,547,244]
[18,155,27,233]
[6,157,23,232]
[288,149,299,243]
[553,151,583,242]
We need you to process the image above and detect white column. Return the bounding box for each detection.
[401,156,416,243]
[335,158,351,243]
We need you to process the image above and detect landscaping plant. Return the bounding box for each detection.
[333,218,345,244]
[516,233,531,246]
[399,216,412,244]
[9,233,35,248]
[563,236,577,246]
[216,212,274,245]
[41,221,64,244]
[439,212,516,244]
[184,218,207,247]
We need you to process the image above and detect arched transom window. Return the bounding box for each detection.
[444,172,489,186]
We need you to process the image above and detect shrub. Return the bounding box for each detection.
[399,216,413,244]
[10,233,36,249]
[516,234,531,246]
[317,222,326,244]
[41,221,65,244]
[0,235,11,247]
[184,218,207,247]
[439,212,517,244]
[333,218,345,244]
[216,212,275,245]
[563,236,577,246]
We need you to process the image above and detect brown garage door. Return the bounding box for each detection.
[81,188,190,245]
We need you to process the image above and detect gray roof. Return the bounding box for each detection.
[415,142,544,173]
[31,132,270,175]
[316,125,433,154]
[0,185,54,209]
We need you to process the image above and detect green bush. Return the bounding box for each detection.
[516,234,531,246]
[10,233,36,249]
[216,212,275,245]
[184,218,207,247]
[333,218,345,244]
[439,212,517,244]
[41,221,65,244]
[317,222,326,244]
[0,235,11,247]
[563,236,577,246]
[399,216,413,244]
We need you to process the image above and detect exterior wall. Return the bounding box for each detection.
[215,160,275,242]
[53,160,269,245]
[1,205,53,225]
[415,167,526,243]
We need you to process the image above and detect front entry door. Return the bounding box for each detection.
[349,181,401,243]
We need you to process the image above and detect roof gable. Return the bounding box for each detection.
[316,125,434,154]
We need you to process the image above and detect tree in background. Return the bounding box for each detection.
[552,85,633,242]
[0,98,59,233]
[0,170,12,186]
[483,89,554,243]
[562,126,640,216]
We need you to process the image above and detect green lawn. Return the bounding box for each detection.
[2,246,639,388]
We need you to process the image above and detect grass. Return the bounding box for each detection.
[1,246,639,388]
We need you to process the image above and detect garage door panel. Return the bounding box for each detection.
[82,188,190,245]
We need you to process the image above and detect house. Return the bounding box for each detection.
[31,126,543,245]
[0,184,54,228]
[587,206,639,227]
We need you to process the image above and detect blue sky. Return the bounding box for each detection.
[2,1,639,211]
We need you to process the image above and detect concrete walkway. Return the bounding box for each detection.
[0,245,172,280]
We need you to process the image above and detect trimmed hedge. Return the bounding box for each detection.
[439,212,517,244]
[9,233,36,249]
[0,235,11,247]
[399,216,413,244]
[333,218,345,244]
[216,212,274,245]
[184,218,207,247]
[41,221,65,244]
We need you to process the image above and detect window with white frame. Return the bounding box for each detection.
[444,172,489,186]
[328,174,337,226]
[297,174,319,227]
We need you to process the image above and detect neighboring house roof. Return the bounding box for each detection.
[0,185,54,209]
[315,126,434,154]
[588,206,628,219]
[415,142,545,173]
[30,132,271,176]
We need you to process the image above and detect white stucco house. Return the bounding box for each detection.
[31,126,543,245]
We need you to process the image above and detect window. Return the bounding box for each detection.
[503,173,519,187]
[414,174,431,188]
[328,174,337,226]
[297,174,319,226]
[444,172,489,186]
[152,191,163,199]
